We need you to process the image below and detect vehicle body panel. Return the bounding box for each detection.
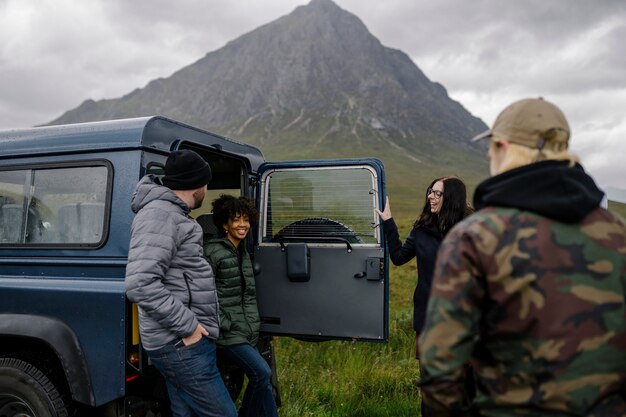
[0,116,388,410]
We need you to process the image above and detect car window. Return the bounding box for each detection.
[0,163,110,246]
[261,166,379,244]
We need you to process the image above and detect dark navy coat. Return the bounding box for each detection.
[383,218,442,332]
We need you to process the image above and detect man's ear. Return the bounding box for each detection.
[493,139,511,155]
[493,138,508,148]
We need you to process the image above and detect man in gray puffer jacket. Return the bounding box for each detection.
[125,150,236,417]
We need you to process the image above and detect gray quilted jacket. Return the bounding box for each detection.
[125,175,219,350]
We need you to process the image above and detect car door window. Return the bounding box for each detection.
[261,166,380,245]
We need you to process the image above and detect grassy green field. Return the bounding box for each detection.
[272,218,422,417]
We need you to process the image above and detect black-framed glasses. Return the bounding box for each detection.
[427,188,443,198]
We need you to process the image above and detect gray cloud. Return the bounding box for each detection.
[0,0,624,188]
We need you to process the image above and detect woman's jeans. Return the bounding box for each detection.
[147,337,237,417]
[220,343,279,417]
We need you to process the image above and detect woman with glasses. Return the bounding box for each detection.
[376,177,473,360]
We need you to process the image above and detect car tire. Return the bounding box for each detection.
[0,357,70,417]
[275,217,364,243]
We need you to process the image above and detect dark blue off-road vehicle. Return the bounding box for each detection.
[0,116,389,416]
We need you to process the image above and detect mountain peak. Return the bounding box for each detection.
[274,0,370,45]
[292,0,349,18]
[305,0,343,11]
[47,1,486,159]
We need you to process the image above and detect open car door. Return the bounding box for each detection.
[253,159,388,342]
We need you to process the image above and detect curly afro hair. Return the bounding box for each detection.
[211,194,259,238]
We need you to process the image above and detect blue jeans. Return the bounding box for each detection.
[147,338,237,417]
[220,343,279,417]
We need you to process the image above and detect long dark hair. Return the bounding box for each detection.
[414,177,473,235]
[211,194,259,238]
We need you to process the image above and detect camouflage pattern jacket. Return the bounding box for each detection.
[418,161,626,416]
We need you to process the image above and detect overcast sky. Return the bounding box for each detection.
[1,0,625,189]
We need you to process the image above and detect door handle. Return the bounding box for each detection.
[366,257,384,281]
[354,272,366,279]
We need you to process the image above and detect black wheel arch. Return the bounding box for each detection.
[0,314,95,406]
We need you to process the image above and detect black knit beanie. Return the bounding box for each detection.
[162,150,212,190]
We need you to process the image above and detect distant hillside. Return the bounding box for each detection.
[606,186,626,204]
[47,0,489,216]
[609,200,626,219]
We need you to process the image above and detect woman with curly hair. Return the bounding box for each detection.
[203,195,278,417]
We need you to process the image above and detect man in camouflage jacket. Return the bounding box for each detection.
[418,98,626,416]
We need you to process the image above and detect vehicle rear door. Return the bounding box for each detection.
[253,159,388,342]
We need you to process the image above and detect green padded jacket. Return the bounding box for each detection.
[203,238,261,346]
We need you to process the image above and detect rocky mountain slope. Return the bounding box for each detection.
[48,0,490,213]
